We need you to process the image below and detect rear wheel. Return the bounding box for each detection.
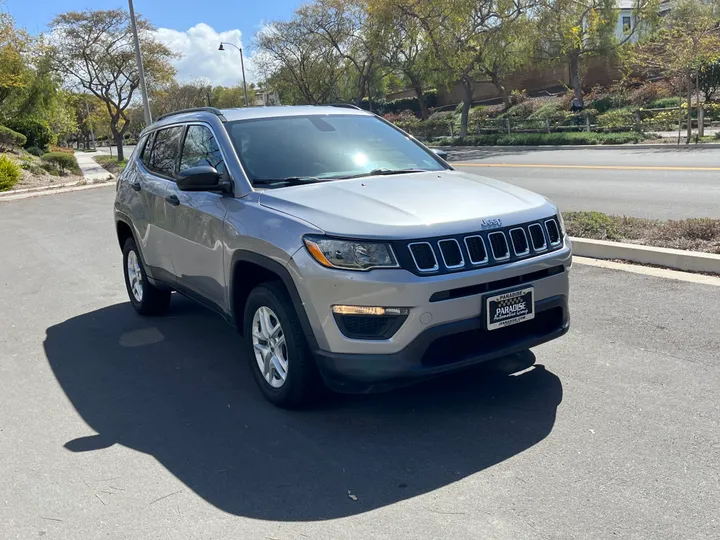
[244,282,322,408]
[122,238,172,315]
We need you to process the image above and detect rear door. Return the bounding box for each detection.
[169,124,229,311]
[136,125,185,281]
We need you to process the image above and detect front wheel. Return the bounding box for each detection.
[122,237,172,315]
[243,282,322,408]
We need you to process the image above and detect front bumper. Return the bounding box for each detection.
[314,295,568,392]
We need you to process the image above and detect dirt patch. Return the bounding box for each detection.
[564,211,720,254]
[15,169,84,190]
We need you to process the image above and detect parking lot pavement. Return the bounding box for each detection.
[1,189,718,540]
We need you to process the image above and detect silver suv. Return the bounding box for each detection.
[114,105,571,408]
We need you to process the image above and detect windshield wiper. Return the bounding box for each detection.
[252,176,321,186]
[334,168,428,180]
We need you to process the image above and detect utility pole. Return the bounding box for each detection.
[128,0,152,125]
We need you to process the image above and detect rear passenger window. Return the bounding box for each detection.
[148,127,184,177]
[180,125,226,175]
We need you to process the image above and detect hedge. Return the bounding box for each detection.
[41,152,81,174]
[0,155,22,191]
[359,89,439,116]
[431,132,646,146]
[6,118,54,150]
[0,125,28,150]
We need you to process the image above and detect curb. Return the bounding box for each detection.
[439,144,720,151]
[0,180,115,202]
[570,237,720,274]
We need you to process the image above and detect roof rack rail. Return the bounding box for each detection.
[156,107,226,122]
[328,103,363,110]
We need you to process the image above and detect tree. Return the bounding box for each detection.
[699,60,720,100]
[151,80,211,117]
[49,9,175,160]
[299,0,385,106]
[396,0,529,136]
[0,12,31,113]
[536,0,659,102]
[211,84,257,108]
[369,1,433,118]
[255,18,343,104]
[624,0,720,141]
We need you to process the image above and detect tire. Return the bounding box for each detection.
[243,282,322,408]
[122,237,172,316]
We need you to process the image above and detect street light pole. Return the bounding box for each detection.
[219,42,249,107]
[128,0,152,125]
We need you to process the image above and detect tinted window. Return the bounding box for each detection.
[180,125,226,175]
[226,115,445,184]
[140,133,154,168]
[148,127,183,177]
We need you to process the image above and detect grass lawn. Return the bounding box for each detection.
[564,212,720,254]
[95,155,128,174]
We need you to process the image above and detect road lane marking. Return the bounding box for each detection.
[454,163,720,171]
[575,257,720,286]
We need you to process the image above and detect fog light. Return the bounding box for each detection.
[332,305,409,316]
[331,306,410,340]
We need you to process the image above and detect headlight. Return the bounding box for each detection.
[303,236,399,271]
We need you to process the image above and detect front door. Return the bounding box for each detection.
[169,124,229,311]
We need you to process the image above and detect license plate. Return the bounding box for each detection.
[486,287,535,331]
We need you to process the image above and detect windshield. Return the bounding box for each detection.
[225,114,446,186]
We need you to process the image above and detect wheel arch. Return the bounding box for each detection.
[229,251,318,350]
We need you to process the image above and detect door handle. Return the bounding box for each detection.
[166,194,180,206]
[131,182,142,192]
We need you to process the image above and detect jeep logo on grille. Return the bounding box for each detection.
[479,218,502,230]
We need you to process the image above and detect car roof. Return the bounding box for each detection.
[145,105,372,133]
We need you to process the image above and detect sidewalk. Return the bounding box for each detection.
[74,151,114,182]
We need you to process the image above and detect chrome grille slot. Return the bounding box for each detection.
[509,227,529,256]
[545,219,561,245]
[464,235,488,265]
[488,232,510,261]
[408,242,438,272]
[437,239,464,269]
[528,223,547,251]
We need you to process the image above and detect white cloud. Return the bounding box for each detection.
[153,23,256,86]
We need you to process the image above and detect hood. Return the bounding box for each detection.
[259,170,557,239]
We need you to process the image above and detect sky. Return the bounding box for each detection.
[3,0,304,85]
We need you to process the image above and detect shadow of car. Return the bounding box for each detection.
[43,296,562,521]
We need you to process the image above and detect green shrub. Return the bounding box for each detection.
[360,89,438,116]
[563,211,621,240]
[0,155,22,191]
[645,97,683,109]
[597,107,636,129]
[628,81,674,106]
[41,152,81,175]
[6,118,54,150]
[26,146,44,157]
[498,101,538,119]
[431,131,644,146]
[528,102,571,121]
[0,125,27,149]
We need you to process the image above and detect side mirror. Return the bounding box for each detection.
[431,148,449,161]
[176,166,229,192]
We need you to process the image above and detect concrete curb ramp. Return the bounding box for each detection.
[571,237,720,275]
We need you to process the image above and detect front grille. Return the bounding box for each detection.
[397,216,564,275]
[528,223,547,251]
[408,242,438,271]
[488,232,510,260]
[438,239,464,268]
[464,235,488,265]
[509,228,529,256]
[545,219,561,245]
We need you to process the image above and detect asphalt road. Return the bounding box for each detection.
[450,147,720,219]
[1,189,719,540]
